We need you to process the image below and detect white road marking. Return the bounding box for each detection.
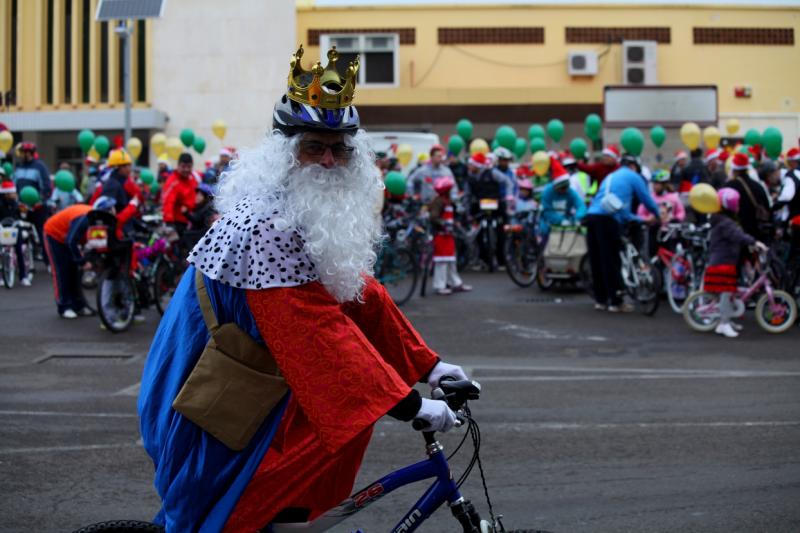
[0,410,136,418]
[475,374,800,382]
[0,442,141,455]
[484,319,608,342]
[487,421,800,431]
[466,364,800,377]
[114,382,141,396]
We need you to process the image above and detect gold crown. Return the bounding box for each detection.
[287,45,359,109]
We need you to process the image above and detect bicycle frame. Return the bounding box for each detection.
[270,434,462,533]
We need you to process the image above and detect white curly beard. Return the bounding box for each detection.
[214,131,384,302]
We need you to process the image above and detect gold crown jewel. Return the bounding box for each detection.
[287,45,359,109]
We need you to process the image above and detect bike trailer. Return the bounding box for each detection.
[542,227,586,278]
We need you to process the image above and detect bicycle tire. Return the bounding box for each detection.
[665,254,693,314]
[2,247,17,289]
[23,240,35,274]
[153,260,178,316]
[755,290,797,333]
[682,291,721,332]
[96,269,136,333]
[637,264,661,316]
[504,235,537,288]
[536,256,554,291]
[71,520,164,533]
[379,247,418,306]
[419,254,431,298]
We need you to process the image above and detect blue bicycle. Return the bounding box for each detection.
[73,380,548,533]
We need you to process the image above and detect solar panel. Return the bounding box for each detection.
[96,0,165,21]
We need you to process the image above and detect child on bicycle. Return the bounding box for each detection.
[0,177,31,286]
[637,169,685,256]
[704,188,767,338]
[429,176,472,295]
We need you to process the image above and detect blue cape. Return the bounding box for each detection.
[138,265,289,532]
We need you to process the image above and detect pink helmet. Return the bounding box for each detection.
[433,175,455,194]
[718,187,740,213]
[518,178,533,190]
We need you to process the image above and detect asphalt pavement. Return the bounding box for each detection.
[1,263,799,532]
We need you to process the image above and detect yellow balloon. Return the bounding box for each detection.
[688,183,720,214]
[469,138,489,155]
[126,137,143,160]
[0,130,13,153]
[680,122,701,151]
[150,133,167,156]
[396,143,413,166]
[212,119,227,141]
[532,151,550,177]
[166,137,184,161]
[725,118,740,136]
[417,152,429,163]
[87,147,100,161]
[703,126,722,150]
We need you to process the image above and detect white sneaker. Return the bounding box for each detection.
[21,276,32,287]
[731,322,744,332]
[715,323,739,338]
[61,309,78,319]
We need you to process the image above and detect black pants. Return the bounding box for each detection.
[585,214,623,306]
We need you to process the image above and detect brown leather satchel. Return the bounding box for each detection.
[172,270,288,451]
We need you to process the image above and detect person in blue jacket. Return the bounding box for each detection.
[539,158,586,240]
[585,154,660,312]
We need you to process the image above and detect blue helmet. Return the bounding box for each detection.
[92,196,116,212]
[272,93,360,137]
[197,183,216,197]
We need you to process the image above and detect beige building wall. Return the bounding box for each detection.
[152,0,296,155]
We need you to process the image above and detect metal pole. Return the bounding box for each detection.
[121,20,132,143]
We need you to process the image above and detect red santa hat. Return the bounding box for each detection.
[219,147,233,158]
[515,164,533,178]
[731,152,751,170]
[787,147,800,161]
[468,152,488,169]
[718,150,730,162]
[561,151,577,166]
[674,150,689,162]
[704,148,722,164]
[0,180,15,194]
[551,159,570,187]
[602,144,621,161]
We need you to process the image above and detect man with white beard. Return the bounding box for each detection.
[138,45,468,532]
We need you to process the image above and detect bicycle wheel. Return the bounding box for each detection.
[755,290,797,333]
[71,520,164,533]
[536,256,554,291]
[379,248,418,306]
[682,291,721,332]
[23,240,35,274]
[2,247,17,289]
[635,264,661,316]
[504,235,538,288]
[96,269,136,333]
[665,256,692,314]
[579,254,594,299]
[419,253,432,298]
[153,260,179,315]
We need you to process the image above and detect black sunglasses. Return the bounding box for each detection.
[299,140,355,160]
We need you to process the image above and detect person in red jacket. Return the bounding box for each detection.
[578,144,621,186]
[162,152,197,234]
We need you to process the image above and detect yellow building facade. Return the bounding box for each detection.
[297,0,800,144]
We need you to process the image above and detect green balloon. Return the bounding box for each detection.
[650,126,666,148]
[93,135,110,157]
[150,181,161,194]
[2,162,12,176]
[78,129,95,153]
[456,119,473,141]
[584,114,603,141]
[546,119,565,143]
[513,137,528,159]
[384,171,406,196]
[495,125,517,150]
[620,127,645,157]
[20,186,40,206]
[569,137,588,160]
[448,134,466,155]
[54,169,76,193]
[744,129,761,147]
[180,128,195,148]
[193,136,206,154]
[491,139,500,151]
[139,167,155,185]
[762,127,783,159]
[528,124,545,141]
[530,137,547,154]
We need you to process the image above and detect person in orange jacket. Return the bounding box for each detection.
[162,152,198,234]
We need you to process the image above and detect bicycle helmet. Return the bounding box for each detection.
[92,196,117,212]
[19,142,37,153]
[518,178,533,190]
[718,187,740,213]
[652,169,670,183]
[493,147,513,160]
[197,182,216,198]
[620,154,642,172]
[433,176,455,194]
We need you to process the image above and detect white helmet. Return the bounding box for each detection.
[493,147,513,160]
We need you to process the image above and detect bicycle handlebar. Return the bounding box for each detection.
[411,379,482,432]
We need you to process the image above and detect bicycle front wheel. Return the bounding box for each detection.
[755,290,797,333]
[2,247,17,289]
[635,263,661,316]
[504,235,538,288]
[96,270,136,333]
[683,291,721,332]
[379,248,418,306]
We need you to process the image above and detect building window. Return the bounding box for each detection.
[137,19,146,101]
[46,0,54,104]
[81,0,90,103]
[565,27,671,44]
[438,27,545,45]
[319,33,399,87]
[693,27,794,45]
[100,21,108,102]
[65,0,72,102]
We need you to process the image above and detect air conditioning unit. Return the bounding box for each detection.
[568,51,598,76]
[622,41,657,85]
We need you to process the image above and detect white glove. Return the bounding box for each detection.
[414,398,457,433]
[426,361,468,389]
[129,196,140,208]
[755,241,768,253]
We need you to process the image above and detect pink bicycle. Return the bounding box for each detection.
[683,248,797,334]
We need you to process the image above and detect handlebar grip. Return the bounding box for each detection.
[412,418,431,431]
